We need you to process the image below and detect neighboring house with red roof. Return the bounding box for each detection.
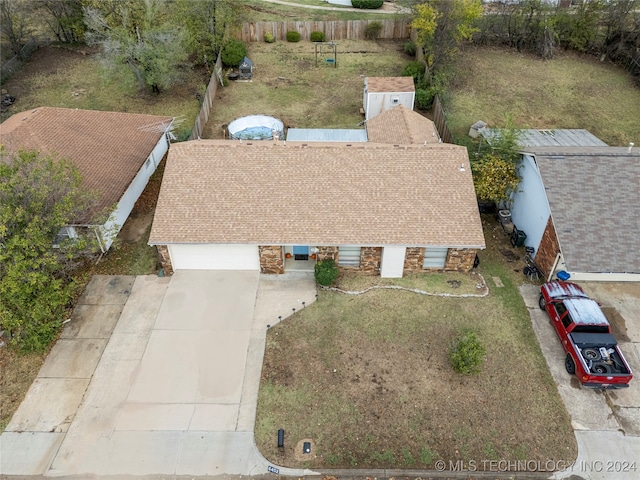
[0,107,173,251]
[149,140,484,277]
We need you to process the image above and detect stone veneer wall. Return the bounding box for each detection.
[259,245,284,274]
[360,247,382,275]
[535,216,560,278]
[404,247,425,273]
[444,248,477,272]
[317,246,338,262]
[156,245,174,275]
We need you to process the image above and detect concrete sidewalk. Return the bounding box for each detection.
[0,271,317,477]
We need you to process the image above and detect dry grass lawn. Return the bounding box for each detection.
[203,39,412,138]
[256,217,577,470]
[445,46,640,146]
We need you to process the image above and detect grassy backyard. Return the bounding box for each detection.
[203,39,412,137]
[445,46,640,146]
[256,219,576,469]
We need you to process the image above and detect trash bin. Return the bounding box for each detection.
[511,228,527,247]
[498,209,512,225]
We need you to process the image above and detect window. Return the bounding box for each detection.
[423,247,448,268]
[53,226,78,248]
[338,246,361,267]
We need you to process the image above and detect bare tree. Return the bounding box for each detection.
[0,0,34,55]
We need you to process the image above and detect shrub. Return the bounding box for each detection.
[415,88,435,110]
[310,31,325,42]
[264,32,275,43]
[404,40,417,57]
[352,0,384,9]
[314,259,339,286]
[364,21,383,40]
[221,39,247,67]
[401,60,426,84]
[286,31,301,42]
[449,330,486,375]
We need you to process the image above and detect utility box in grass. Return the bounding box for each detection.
[239,56,253,80]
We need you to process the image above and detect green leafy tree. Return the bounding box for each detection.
[221,39,247,66]
[35,0,85,43]
[84,0,187,93]
[172,0,242,69]
[411,0,482,74]
[0,150,98,352]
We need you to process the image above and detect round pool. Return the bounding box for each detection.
[228,115,284,140]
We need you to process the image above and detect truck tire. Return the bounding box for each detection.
[592,363,611,374]
[565,354,576,375]
[582,348,601,361]
[538,294,546,310]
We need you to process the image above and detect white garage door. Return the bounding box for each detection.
[168,244,260,270]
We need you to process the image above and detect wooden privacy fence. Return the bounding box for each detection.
[238,19,411,42]
[432,95,454,145]
[189,53,223,140]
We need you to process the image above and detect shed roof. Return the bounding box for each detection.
[149,140,485,248]
[366,105,440,144]
[0,107,172,223]
[481,128,607,147]
[525,146,640,274]
[366,77,415,93]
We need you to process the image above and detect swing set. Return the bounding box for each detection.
[315,42,337,68]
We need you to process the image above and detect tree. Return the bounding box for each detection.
[0,150,98,352]
[34,0,86,43]
[411,0,482,74]
[84,0,188,93]
[0,0,34,55]
[172,0,243,69]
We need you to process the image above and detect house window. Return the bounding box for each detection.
[338,246,361,267]
[423,247,448,268]
[53,226,78,248]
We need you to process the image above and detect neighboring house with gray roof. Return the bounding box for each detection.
[0,107,173,251]
[149,140,485,277]
[509,146,640,282]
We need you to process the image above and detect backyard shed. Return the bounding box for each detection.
[363,77,415,121]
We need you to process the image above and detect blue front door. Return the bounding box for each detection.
[293,246,309,260]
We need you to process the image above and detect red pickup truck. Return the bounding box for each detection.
[539,281,633,389]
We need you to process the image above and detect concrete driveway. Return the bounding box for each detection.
[1,270,317,477]
[520,283,640,480]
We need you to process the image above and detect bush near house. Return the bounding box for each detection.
[314,259,339,286]
[352,0,384,9]
[310,31,325,42]
[286,31,301,43]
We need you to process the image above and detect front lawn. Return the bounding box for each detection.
[255,220,576,470]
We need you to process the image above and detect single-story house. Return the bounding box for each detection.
[0,107,173,251]
[149,140,485,277]
[509,146,640,281]
[363,77,415,121]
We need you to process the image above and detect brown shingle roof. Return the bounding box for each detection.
[366,105,440,144]
[149,140,485,248]
[0,107,172,223]
[366,77,415,93]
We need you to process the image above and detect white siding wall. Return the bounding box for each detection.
[510,154,551,258]
[365,92,415,120]
[99,134,169,250]
[168,244,260,270]
[380,246,406,278]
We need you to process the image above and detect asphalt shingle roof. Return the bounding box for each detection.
[0,107,173,223]
[527,146,640,274]
[366,77,415,93]
[366,105,440,144]
[149,140,485,248]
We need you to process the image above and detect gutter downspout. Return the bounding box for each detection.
[548,252,562,282]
